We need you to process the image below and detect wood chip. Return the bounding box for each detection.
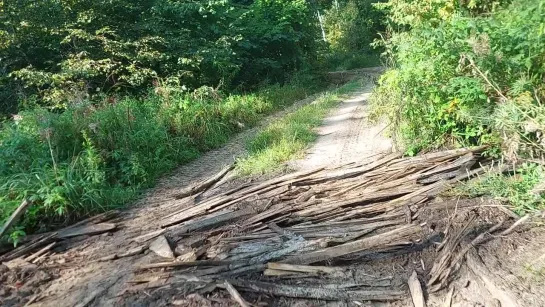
[224,280,250,307]
[443,287,454,307]
[24,242,56,262]
[99,246,147,262]
[408,271,427,307]
[149,235,174,259]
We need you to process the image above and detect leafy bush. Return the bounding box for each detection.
[316,0,385,71]
[0,80,317,242]
[371,0,545,158]
[369,0,545,213]
[323,0,384,54]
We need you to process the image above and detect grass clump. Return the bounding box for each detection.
[0,80,317,244]
[236,79,362,176]
[452,163,545,215]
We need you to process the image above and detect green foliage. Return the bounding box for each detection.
[0,0,318,114]
[371,0,545,158]
[316,0,385,71]
[370,0,545,213]
[323,0,384,53]
[236,79,361,175]
[453,163,545,214]
[0,79,316,241]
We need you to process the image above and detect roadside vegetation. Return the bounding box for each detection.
[453,163,545,214]
[0,80,317,242]
[370,0,545,213]
[236,79,362,176]
[0,0,384,243]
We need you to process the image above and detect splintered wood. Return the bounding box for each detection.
[127,147,496,303]
[0,211,120,263]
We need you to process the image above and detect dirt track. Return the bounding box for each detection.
[294,80,392,170]
[2,73,545,307]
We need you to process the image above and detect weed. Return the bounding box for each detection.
[452,163,545,215]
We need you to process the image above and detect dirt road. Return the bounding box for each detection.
[0,76,387,306]
[2,73,544,307]
[294,80,392,170]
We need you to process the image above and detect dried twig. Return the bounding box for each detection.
[408,271,427,307]
[0,200,32,238]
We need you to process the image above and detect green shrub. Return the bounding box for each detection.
[0,0,318,115]
[317,0,385,71]
[371,0,545,158]
[369,0,545,213]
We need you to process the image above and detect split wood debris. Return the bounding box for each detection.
[127,146,508,303]
[0,210,119,263]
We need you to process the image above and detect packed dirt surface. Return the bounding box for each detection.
[294,79,392,170]
[1,72,545,307]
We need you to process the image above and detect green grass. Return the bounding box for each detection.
[0,78,322,244]
[450,163,545,215]
[235,79,362,176]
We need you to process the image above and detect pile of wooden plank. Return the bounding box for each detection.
[130,147,494,302]
[0,211,119,265]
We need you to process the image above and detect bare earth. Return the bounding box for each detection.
[1,73,545,307]
[294,80,392,170]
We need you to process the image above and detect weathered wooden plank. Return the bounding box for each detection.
[229,280,405,301]
[285,224,422,264]
[173,164,234,199]
[57,223,116,239]
[170,207,255,234]
[266,262,340,274]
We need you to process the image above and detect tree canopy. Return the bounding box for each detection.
[0,0,318,112]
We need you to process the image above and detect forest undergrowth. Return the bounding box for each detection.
[370,0,545,214]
